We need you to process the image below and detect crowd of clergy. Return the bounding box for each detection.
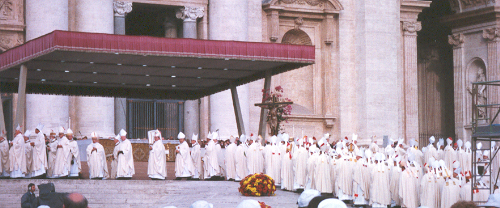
[2,122,500,207]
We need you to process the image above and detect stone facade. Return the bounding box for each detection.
[9,0,491,145]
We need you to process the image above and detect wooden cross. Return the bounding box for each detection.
[255,100,293,136]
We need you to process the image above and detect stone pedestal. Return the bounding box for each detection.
[73,0,115,137]
[25,0,69,134]
[208,0,249,139]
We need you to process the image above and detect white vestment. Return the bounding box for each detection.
[281,149,294,191]
[225,142,237,180]
[336,158,354,200]
[53,136,71,178]
[314,153,332,193]
[399,169,418,208]
[0,139,9,177]
[420,172,438,208]
[234,144,248,181]
[246,142,261,175]
[68,140,81,177]
[116,139,135,178]
[353,160,368,205]
[9,134,26,178]
[306,152,318,190]
[441,178,461,208]
[443,145,457,170]
[24,142,33,178]
[293,146,308,190]
[216,143,225,177]
[203,140,220,178]
[86,142,108,179]
[175,141,194,177]
[46,139,58,178]
[370,163,391,207]
[110,142,120,179]
[30,131,47,177]
[424,144,438,164]
[148,140,167,179]
[191,142,202,179]
[389,165,401,206]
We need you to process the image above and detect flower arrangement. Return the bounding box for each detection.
[238,173,276,196]
[261,86,292,136]
[258,201,271,208]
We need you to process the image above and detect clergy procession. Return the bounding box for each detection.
[2,122,499,207]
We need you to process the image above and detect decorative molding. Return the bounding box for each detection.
[0,31,23,52]
[0,0,14,20]
[402,21,422,35]
[175,6,204,22]
[448,33,465,48]
[113,1,132,17]
[279,0,324,7]
[294,17,303,30]
[483,27,500,42]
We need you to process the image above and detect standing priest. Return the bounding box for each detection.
[9,125,26,178]
[86,132,108,179]
[148,130,167,180]
[0,131,9,177]
[53,126,71,178]
[116,129,135,179]
[175,132,194,179]
[30,123,47,178]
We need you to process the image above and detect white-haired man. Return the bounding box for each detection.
[148,130,167,180]
[86,132,108,179]
[116,129,134,179]
[66,129,81,178]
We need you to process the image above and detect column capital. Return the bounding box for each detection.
[402,21,422,36]
[176,6,204,22]
[448,33,465,48]
[113,1,133,17]
[483,27,500,42]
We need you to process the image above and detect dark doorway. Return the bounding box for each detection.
[125,3,182,38]
[417,0,455,146]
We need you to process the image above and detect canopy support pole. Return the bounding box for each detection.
[230,82,245,136]
[14,64,27,131]
[258,70,272,139]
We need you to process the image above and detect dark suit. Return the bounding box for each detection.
[21,191,37,208]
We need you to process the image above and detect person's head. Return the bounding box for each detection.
[28,183,35,193]
[450,201,478,208]
[306,196,331,208]
[35,129,40,134]
[63,193,88,208]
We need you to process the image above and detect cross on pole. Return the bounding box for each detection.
[255,100,293,137]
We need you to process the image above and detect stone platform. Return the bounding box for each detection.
[0,179,301,208]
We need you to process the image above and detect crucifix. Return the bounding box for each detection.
[255,99,293,137]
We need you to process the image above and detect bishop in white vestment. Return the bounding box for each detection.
[9,126,26,178]
[46,131,58,178]
[175,132,194,178]
[67,129,81,178]
[191,134,202,179]
[234,135,248,181]
[148,130,167,180]
[30,124,47,178]
[53,127,71,178]
[86,132,108,179]
[203,132,220,179]
[225,135,237,180]
[116,129,135,179]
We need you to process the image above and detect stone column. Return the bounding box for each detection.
[25,0,69,134]
[176,6,204,138]
[113,1,132,134]
[73,0,115,137]
[208,0,249,139]
[449,33,466,139]
[401,21,421,140]
[483,28,500,124]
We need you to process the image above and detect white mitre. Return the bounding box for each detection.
[119,129,127,137]
[36,123,44,131]
[192,133,199,141]
[66,128,73,135]
[178,132,186,139]
[24,130,31,137]
[91,132,98,138]
[58,126,65,134]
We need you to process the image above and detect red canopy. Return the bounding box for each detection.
[0,30,314,99]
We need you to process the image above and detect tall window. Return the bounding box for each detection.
[127,99,183,139]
